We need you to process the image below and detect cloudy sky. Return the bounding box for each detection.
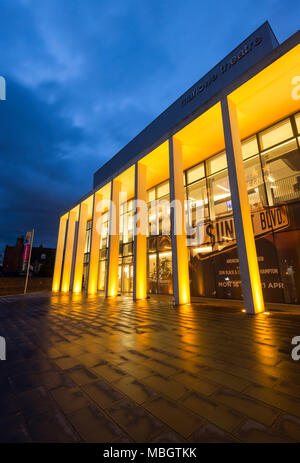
[0,0,299,252]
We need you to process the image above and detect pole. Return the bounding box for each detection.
[24,229,34,295]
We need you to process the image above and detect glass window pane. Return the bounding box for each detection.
[158,251,172,295]
[186,163,205,184]
[296,113,300,134]
[159,198,170,235]
[187,178,209,221]
[261,138,300,205]
[84,227,91,253]
[147,188,155,202]
[207,170,231,219]
[157,181,169,199]
[244,155,266,210]
[148,201,159,236]
[120,202,126,215]
[148,253,157,293]
[128,199,133,212]
[259,119,293,150]
[98,260,107,291]
[242,135,259,160]
[206,151,227,175]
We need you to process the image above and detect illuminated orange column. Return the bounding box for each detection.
[61,210,77,292]
[87,193,103,294]
[52,214,68,292]
[72,202,88,293]
[169,137,191,305]
[221,96,264,314]
[106,180,121,297]
[133,162,147,300]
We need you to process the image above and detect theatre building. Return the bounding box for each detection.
[52,23,300,314]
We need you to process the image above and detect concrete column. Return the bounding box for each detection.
[69,220,79,292]
[52,214,68,292]
[133,162,147,300]
[87,193,103,294]
[73,202,88,293]
[221,96,264,314]
[169,137,191,305]
[61,210,77,292]
[106,180,121,297]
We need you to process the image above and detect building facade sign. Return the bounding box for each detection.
[190,205,289,257]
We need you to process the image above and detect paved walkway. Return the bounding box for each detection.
[0,291,300,443]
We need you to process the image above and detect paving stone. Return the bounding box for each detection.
[0,413,31,442]
[1,291,300,443]
[107,399,165,442]
[189,423,239,443]
[9,371,41,394]
[180,391,245,433]
[27,409,81,442]
[117,360,155,379]
[141,374,189,400]
[40,369,75,390]
[51,386,92,414]
[273,414,300,442]
[143,396,204,438]
[235,419,291,443]
[0,391,20,417]
[68,404,124,442]
[82,379,125,409]
[17,386,55,418]
[244,384,300,417]
[91,363,127,383]
[171,371,220,396]
[66,365,98,386]
[113,375,159,404]
[213,387,280,426]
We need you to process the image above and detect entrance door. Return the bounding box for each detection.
[122,263,133,292]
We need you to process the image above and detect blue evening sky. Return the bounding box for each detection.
[0,0,299,250]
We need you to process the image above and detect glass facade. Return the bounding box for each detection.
[98,211,109,291]
[147,181,173,294]
[63,112,300,305]
[82,219,92,289]
[119,199,134,292]
[185,112,300,303]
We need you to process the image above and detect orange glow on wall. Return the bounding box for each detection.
[52,213,68,292]
[222,97,264,314]
[175,103,225,171]
[140,141,170,190]
[72,202,88,293]
[87,193,103,294]
[61,210,77,293]
[230,44,300,139]
[115,164,135,201]
[169,137,191,306]
[106,180,121,297]
[133,162,147,300]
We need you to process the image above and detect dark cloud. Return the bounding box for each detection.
[0,0,299,251]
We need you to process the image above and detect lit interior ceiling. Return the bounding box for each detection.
[82,43,300,201]
[231,43,300,139]
[70,204,80,220]
[115,164,135,200]
[174,103,225,170]
[140,141,169,190]
[81,193,95,220]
